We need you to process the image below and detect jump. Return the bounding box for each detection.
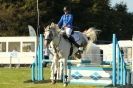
[44,22,99,86]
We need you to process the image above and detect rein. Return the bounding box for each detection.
[53,31,62,53]
[48,29,62,55]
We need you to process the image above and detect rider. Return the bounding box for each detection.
[58,6,81,48]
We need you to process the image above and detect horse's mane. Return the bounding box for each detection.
[44,23,60,32]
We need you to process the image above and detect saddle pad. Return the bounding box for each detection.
[71,31,88,46]
[71,32,80,42]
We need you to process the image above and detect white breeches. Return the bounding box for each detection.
[65,27,73,37]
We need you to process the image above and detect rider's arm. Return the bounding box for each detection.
[58,15,63,28]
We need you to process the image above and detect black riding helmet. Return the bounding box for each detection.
[63,6,71,12]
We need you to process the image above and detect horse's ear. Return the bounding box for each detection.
[43,26,46,31]
[55,24,58,28]
[51,22,55,24]
[50,22,55,28]
[45,25,50,31]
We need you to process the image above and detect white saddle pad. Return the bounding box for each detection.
[71,32,80,42]
[71,32,82,45]
[71,31,88,46]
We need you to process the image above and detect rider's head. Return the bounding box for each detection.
[63,6,71,14]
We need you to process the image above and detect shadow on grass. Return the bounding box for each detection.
[104,84,133,88]
[23,80,62,84]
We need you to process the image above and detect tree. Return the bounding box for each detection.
[0,0,133,41]
[0,0,36,36]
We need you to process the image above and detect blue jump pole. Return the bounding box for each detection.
[113,34,127,86]
[116,43,123,85]
[120,47,123,85]
[120,51,126,85]
[31,34,44,81]
[112,34,116,86]
[122,56,126,85]
[32,63,35,81]
[117,42,127,85]
[39,34,43,80]
[37,45,40,81]
[117,43,120,85]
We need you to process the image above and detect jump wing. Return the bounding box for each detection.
[28,25,36,36]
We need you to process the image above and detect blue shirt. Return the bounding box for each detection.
[58,14,73,28]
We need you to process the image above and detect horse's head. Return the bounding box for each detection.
[44,23,60,47]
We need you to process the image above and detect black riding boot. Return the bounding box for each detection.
[68,36,80,48]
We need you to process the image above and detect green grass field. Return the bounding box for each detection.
[0,67,103,88]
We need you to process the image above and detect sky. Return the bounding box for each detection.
[111,0,133,12]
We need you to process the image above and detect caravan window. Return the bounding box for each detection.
[8,42,20,52]
[121,47,132,62]
[22,42,35,52]
[0,42,6,52]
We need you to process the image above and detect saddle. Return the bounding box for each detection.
[66,31,88,47]
[62,31,88,56]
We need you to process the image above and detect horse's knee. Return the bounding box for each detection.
[51,63,54,70]
[64,75,68,79]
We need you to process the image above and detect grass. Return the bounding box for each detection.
[0,67,103,88]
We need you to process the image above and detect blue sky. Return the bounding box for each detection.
[111,0,133,12]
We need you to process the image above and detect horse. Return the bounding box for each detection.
[44,23,99,86]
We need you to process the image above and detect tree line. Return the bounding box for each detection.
[0,0,133,41]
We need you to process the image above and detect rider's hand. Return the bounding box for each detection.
[61,26,66,30]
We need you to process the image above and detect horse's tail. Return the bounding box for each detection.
[82,27,101,57]
[83,27,100,42]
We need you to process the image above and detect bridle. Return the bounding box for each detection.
[44,25,56,43]
[44,30,53,44]
[44,27,62,47]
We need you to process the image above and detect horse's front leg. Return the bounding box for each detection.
[50,53,59,84]
[63,57,68,87]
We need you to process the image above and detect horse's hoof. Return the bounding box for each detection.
[63,83,68,87]
[51,80,56,84]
